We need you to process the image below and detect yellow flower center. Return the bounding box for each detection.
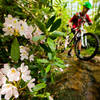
[9,17,12,20]
[13,20,17,23]
[23,52,27,55]
[14,29,19,36]
[20,46,24,49]
[7,84,11,88]
[11,69,16,73]
[21,26,24,30]
[8,27,11,30]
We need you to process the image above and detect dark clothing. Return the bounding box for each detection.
[69,12,92,29]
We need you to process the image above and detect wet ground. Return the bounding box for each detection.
[48,53,100,100]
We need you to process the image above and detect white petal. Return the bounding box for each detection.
[49,96,54,100]
[5,90,12,100]
[13,87,19,98]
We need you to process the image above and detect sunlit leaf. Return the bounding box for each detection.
[37,59,49,63]
[47,38,56,52]
[33,83,46,92]
[45,64,51,73]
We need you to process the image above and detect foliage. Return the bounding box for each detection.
[0,0,66,99]
[0,0,100,99]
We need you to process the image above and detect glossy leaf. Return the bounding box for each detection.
[49,18,61,32]
[46,15,56,28]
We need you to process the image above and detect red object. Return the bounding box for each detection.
[69,12,92,29]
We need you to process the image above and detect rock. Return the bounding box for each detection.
[93,71,100,83]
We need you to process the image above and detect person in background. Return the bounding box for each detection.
[68,1,93,57]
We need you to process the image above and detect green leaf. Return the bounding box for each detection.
[35,19,46,34]
[15,11,26,17]
[33,83,46,92]
[37,59,49,63]
[47,52,52,60]
[54,62,66,68]
[40,44,51,52]
[49,31,65,40]
[64,2,67,8]
[47,38,56,52]
[11,38,20,62]
[32,35,45,42]
[40,0,47,3]
[0,22,3,28]
[51,73,54,83]
[50,18,61,32]
[46,15,56,28]
[45,64,51,73]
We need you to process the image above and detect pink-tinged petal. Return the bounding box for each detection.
[27,78,35,92]
[5,89,12,100]
[2,76,7,84]
[22,66,28,72]
[24,70,30,75]
[26,76,31,81]
[30,78,35,83]
[13,87,19,98]
[1,64,10,75]
[0,89,1,100]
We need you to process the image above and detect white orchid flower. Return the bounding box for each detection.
[3,15,19,36]
[19,63,31,82]
[20,51,29,61]
[3,15,34,39]
[0,71,7,86]
[20,46,26,53]
[20,46,29,53]
[20,46,29,61]
[27,78,35,92]
[18,20,29,36]
[49,96,54,100]
[1,64,10,75]
[7,68,20,82]
[21,70,31,82]
[33,25,43,36]
[29,54,34,62]
[59,68,63,72]
[2,25,14,36]
[4,15,13,27]
[24,25,33,40]
[1,84,19,100]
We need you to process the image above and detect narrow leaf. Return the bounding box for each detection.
[11,38,20,62]
[45,64,51,73]
[33,83,46,92]
[47,38,56,52]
